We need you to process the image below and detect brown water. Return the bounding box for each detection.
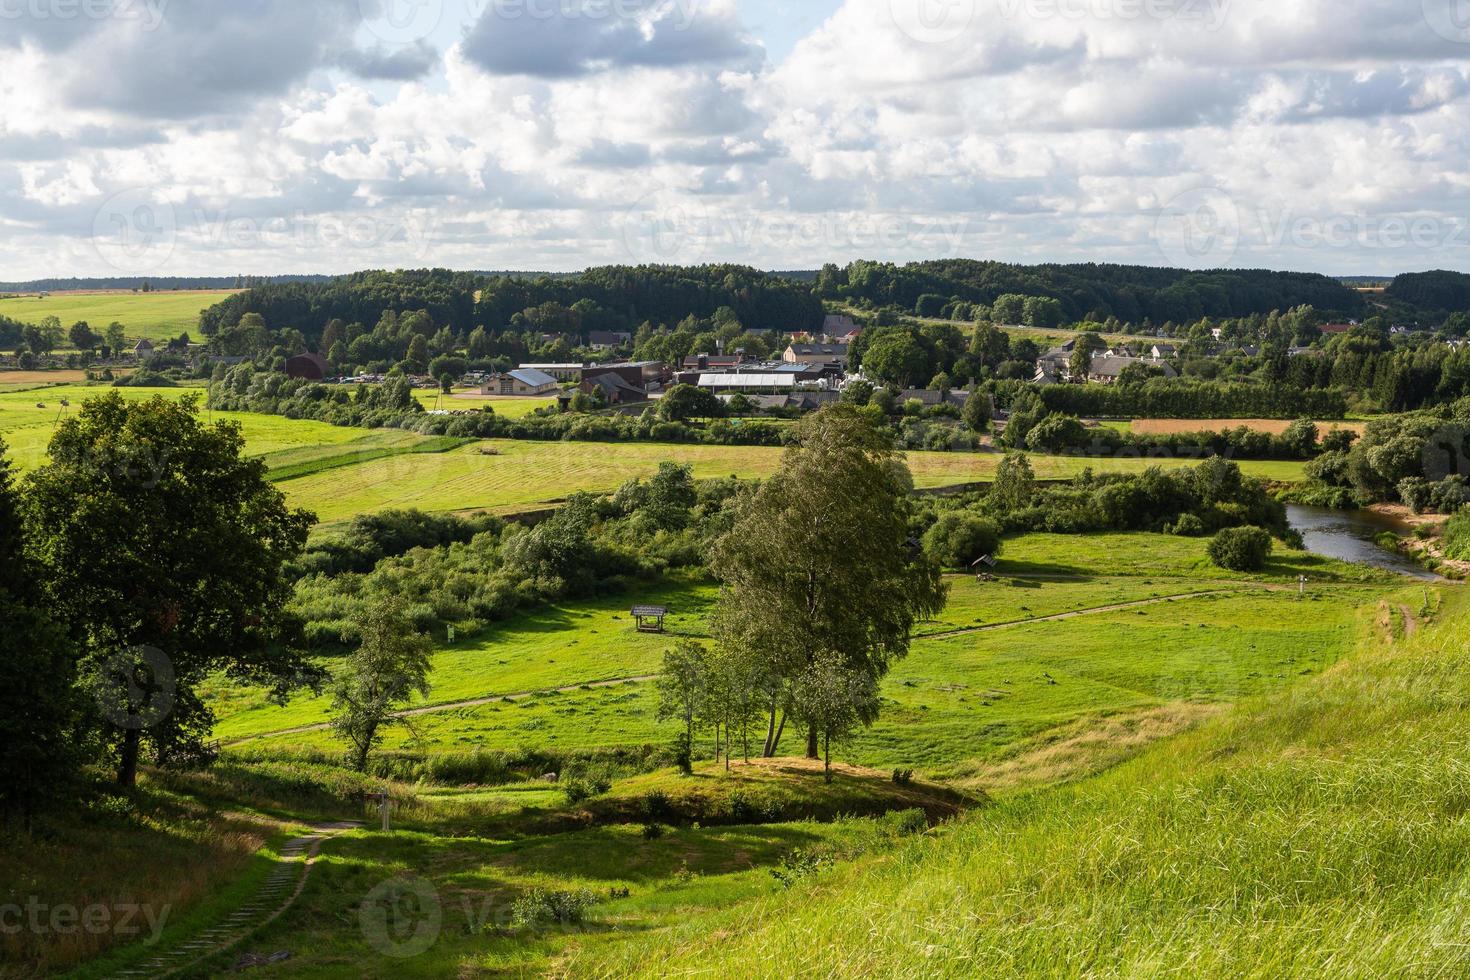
[1286,504,1438,580]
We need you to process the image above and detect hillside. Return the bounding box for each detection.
[564,587,1470,977]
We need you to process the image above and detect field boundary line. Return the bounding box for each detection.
[917,589,1246,641]
[224,674,660,745]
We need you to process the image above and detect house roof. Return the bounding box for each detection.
[1088,355,1145,378]
[787,343,849,357]
[509,368,558,387]
[586,372,645,395]
[1320,323,1354,334]
[698,373,800,389]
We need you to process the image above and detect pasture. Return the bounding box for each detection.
[0,290,237,345]
[0,383,1311,526]
[217,533,1393,782]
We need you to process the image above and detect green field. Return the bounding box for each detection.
[0,383,1311,526]
[216,534,1393,779]
[0,290,237,345]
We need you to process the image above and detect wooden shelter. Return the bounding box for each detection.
[632,605,668,633]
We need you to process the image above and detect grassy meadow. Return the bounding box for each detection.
[560,584,1463,978]
[215,534,1394,778]
[0,383,1310,526]
[0,289,237,344]
[6,374,1443,978]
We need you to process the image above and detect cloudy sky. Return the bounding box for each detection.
[4,0,1470,279]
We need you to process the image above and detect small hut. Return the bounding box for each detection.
[971,554,998,581]
[632,605,668,633]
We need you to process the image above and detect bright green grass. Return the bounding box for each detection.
[563,583,1459,978]
[0,290,238,345]
[211,578,719,741]
[277,439,1307,523]
[0,384,372,474]
[219,535,1391,776]
[266,435,475,483]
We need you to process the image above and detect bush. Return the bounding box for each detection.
[1208,526,1274,572]
[641,822,667,840]
[922,513,1002,569]
[562,769,613,805]
[1170,513,1206,537]
[509,888,598,928]
[891,768,914,786]
[1444,509,1470,560]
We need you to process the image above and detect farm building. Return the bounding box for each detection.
[284,352,330,380]
[132,339,155,361]
[580,371,648,405]
[698,373,804,394]
[784,343,849,368]
[518,362,585,382]
[587,331,632,350]
[483,368,561,396]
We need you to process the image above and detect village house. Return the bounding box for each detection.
[587,331,632,350]
[518,362,585,382]
[482,367,560,396]
[783,342,849,369]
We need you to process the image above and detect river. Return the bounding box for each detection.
[1285,504,1439,580]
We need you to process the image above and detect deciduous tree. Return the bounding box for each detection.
[25,393,317,786]
[710,406,947,760]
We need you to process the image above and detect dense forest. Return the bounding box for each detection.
[1384,270,1470,317]
[198,266,824,344]
[818,260,1368,324]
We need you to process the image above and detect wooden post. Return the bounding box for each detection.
[378,789,391,832]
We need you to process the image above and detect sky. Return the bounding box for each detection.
[3,0,1470,279]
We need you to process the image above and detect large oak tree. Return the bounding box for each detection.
[25,393,317,786]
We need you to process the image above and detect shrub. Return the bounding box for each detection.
[1208,526,1274,572]
[891,768,914,786]
[1170,513,1206,537]
[879,808,929,836]
[1444,509,1470,561]
[922,513,1002,569]
[509,888,598,928]
[641,822,666,840]
[562,769,612,805]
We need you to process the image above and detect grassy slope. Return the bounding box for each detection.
[562,586,1467,978]
[0,290,238,345]
[217,535,1391,787]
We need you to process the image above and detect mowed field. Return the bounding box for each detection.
[217,532,1397,783]
[1129,418,1369,437]
[0,383,1311,525]
[0,289,237,344]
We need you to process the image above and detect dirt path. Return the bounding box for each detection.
[1399,604,1419,637]
[107,822,360,980]
[919,589,1243,641]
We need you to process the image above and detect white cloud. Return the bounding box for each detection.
[3,0,1470,277]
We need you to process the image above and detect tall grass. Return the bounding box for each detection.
[565,586,1470,978]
